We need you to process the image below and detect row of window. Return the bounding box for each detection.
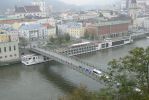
[63,46,96,55]
[0,54,17,59]
[0,46,16,53]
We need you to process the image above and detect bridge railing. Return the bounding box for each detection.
[31,47,111,83]
[33,46,108,74]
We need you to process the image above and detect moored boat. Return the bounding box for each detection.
[21,54,50,66]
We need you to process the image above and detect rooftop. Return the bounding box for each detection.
[131,0,137,4]
[65,22,82,28]
[15,5,41,13]
[20,24,43,30]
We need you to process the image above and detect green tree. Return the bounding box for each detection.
[59,86,115,100]
[106,47,149,99]
[57,35,63,45]
[84,32,90,39]
[59,86,98,100]
[50,36,54,43]
[65,34,70,42]
[60,47,149,100]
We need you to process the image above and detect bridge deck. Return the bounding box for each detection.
[30,47,109,83]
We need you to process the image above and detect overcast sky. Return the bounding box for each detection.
[59,0,120,6]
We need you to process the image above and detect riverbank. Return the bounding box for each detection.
[131,31,149,40]
[0,60,20,67]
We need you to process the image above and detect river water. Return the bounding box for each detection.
[0,38,149,100]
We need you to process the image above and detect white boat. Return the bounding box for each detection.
[60,36,133,56]
[99,36,133,50]
[21,54,50,66]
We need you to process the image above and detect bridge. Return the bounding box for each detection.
[30,47,109,83]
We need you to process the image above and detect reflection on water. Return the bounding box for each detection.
[0,39,149,100]
[39,61,77,93]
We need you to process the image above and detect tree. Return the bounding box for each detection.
[60,47,149,100]
[57,35,63,45]
[59,86,115,100]
[106,47,149,99]
[84,32,90,39]
[65,34,70,42]
[59,86,98,100]
[50,36,54,43]
[19,37,28,48]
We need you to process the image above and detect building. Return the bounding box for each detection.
[36,18,56,26]
[144,17,149,31]
[14,5,45,18]
[32,0,47,17]
[121,0,148,11]
[121,0,130,10]
[77,12,98,20]
[86,20,130,40]
[129,0,138,20]
[0,32,19,63]
[32,0,46,12]
[19,23,48,41]
[43,23,56,38]
[58,22,85,38]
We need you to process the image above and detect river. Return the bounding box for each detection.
[0,38,149,100]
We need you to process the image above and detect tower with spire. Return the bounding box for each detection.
[129,0,138,20]
[129,0,139,29]
[32,0,46,16]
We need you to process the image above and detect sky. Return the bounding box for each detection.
[59,0,120,6]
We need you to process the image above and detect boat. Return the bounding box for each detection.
[99,36,133,50]
[61,41,98,56]
[60,36,133,56]
[21,54,50,66]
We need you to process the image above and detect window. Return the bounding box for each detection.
[9,46,11,51]
[10,55,12,57]
[0,48,1,53]
[0,56,2,59]
[4,47,6,52]
[5,56,7,58]
[14,46,16,51]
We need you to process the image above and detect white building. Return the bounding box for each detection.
[0,32,19,63]
[121,0,148,11]
[144,17,149,31]
[75,11,98,20]
[19,23,48,41]
[121,0,130,10]
[48,27,56,38]
[58,22,85,38]
[43,23,56,38]
[36,18,56,26]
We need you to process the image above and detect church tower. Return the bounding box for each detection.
[32,0,46,13]
[129,0,139,28]
[32,0,47,17]
[129,0,138,20]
